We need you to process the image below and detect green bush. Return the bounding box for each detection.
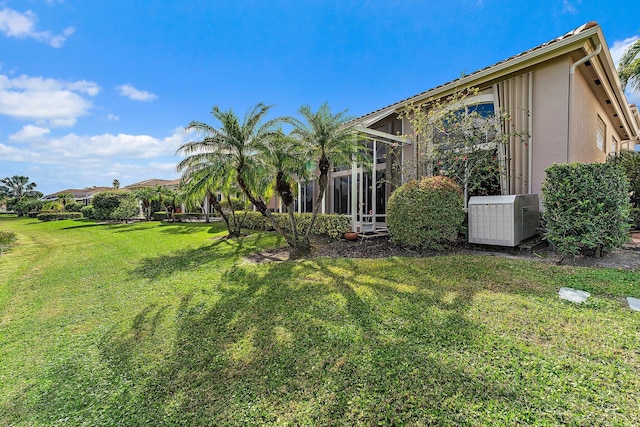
[630,208,640,230]
[153,211,169,221]
[92,191,132,220]
[542,162,630,258]
[37,212,83,222]
[64,201,84,212]
[111,197,140,222]
[387,176,465,250]
[0,230,17,245]
[607,151,640,207]
[81,205,95,219]
[239,212,351,239]
[174,212,207,222]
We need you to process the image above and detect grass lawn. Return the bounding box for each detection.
[1,215,639,425]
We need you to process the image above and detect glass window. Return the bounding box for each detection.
[597,115,605,151]
[333,176,351,214]
[611,136,618,154]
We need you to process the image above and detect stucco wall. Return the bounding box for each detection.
[571,66,625,161]
[531,56,570,196]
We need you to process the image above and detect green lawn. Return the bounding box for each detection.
[1,215,639,425]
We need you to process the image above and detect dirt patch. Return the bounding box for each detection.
[244,235,640,270]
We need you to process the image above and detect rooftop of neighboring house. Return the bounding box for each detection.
[123,178,181,190]
[352,21,640,141]
[41,187,112,201]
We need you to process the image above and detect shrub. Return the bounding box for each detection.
[64,201,84,212]
[239,212,350,239]
[111,197,141,222]
[607,151,640,207]
[173,213,207,222]
[387,176,465,250]
[37,212,83,222]
[153,211,169,221]
[542,162,630,258]
[630,207,640,230]
[92,191,132,220]
[81,205,95,219]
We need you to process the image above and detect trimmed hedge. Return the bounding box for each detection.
[542,162,630,257]
[92,191,133,220]
[81,205,95,219]
[37,212,83,222]
[387,176,465,250]
[240,212,351,239]
[153,211,169,221]
[174,212,208,221]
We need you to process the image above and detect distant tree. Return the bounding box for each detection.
[0,175,38,203]
[93,191,130,220]
[111,196,139,223]
[0,176,40,216]
[134,186,157,220]
[619,38,640,92]
[112,179,121,189]
[57,193,75,209]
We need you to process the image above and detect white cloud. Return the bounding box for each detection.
[561,0,580,14]
[9,125,50,141]
[0,7,74,48]
[117,84,158,102]
[610,36,639,69]
[15,127,187,161]
[0,127,186,192]
[107,113,120,122]
[0,73,101,126]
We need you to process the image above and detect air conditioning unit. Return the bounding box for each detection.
[468,194,539,247]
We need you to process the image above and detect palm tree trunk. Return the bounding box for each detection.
[237,172,296,247]
[304,155,330,240]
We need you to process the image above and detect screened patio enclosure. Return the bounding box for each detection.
[331,126,409,232]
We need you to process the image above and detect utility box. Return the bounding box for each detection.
[468,194,539,247]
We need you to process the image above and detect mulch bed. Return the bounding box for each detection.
[245,234,640,270]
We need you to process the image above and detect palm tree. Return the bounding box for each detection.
[56,192,75,210]
[619,39,640,92]
[112,179,121,189]
[178,103,296,243]
[259,129,311,243]
[134,186,157,220]
[0,176,39,216]
[286,103,366,244]
[0,175,38,202]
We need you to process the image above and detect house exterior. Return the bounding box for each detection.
[123,178,180,191]
[41,187,112,206]
[297,22,640,231]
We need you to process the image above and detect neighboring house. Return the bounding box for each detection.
[123,178,181,191]
[41,187,112,206]
[298,22,640,230]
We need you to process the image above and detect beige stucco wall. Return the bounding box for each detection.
[530,56,570,197]
[571,66,624,161]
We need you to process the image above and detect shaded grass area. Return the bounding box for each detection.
[0,215,639,425]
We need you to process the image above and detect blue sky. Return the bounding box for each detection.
[1,0,638,195]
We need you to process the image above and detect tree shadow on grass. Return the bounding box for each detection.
[129,231,283,281]
[93,258,527,425]
[18,254,625,425]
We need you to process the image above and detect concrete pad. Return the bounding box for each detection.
[559,287,590,303]
[627,297,640,312]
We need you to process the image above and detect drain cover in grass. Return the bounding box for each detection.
[627,297,640,312]
[559,287,590,303]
